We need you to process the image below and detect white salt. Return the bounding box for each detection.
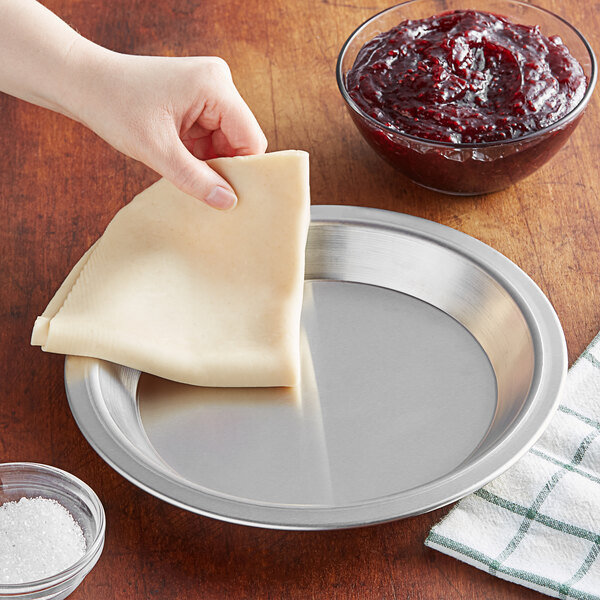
[0,496,86,584]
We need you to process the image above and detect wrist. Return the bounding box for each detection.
[55,36,115,124]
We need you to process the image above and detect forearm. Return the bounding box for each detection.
[0,0,99,120]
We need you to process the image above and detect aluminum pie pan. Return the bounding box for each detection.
[65,205,567,530]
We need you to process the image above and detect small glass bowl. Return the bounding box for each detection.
[337,0,597,195]
[0,463,105,600]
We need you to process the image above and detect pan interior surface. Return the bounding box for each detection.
[138,279,498,506]
[65,208,559,529]
[135,218,532,508]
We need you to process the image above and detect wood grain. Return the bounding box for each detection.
[1,1,599,598]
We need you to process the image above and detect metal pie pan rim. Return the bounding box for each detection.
[65,205,567,530]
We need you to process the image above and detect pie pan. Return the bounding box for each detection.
[64,205,567,529]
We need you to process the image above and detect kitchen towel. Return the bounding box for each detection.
[426,330,600,600]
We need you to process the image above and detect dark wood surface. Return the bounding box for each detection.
[1,1,599,598]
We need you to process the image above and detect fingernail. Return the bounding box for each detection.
[205,186,237,210]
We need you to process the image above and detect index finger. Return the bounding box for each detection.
[204,80,268,156]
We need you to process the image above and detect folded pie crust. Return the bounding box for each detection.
[32,150,310,387]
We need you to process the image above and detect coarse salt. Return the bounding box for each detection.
[0,496,86,584]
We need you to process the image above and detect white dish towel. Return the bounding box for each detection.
[426,331,600,600]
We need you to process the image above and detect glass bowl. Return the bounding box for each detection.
[0,463,105,600]
[336,0,597,195]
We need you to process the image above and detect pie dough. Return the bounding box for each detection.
[31,150,310,387]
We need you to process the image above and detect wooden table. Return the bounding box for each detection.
[1,1,598,598]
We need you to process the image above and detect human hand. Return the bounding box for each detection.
[68,49,267,209]
[0,1,266,209]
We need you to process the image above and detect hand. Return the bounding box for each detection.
[0,1,267,208]
[69,49,267,209]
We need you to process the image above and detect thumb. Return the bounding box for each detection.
[156,139,238,210]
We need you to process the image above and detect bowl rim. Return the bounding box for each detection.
[336,0,598,149]
[0,461,106,593]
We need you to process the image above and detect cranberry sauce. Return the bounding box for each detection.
[347,10,586,144]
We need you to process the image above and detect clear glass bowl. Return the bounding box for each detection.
[0,463,105,600]
[337,0,597,195]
